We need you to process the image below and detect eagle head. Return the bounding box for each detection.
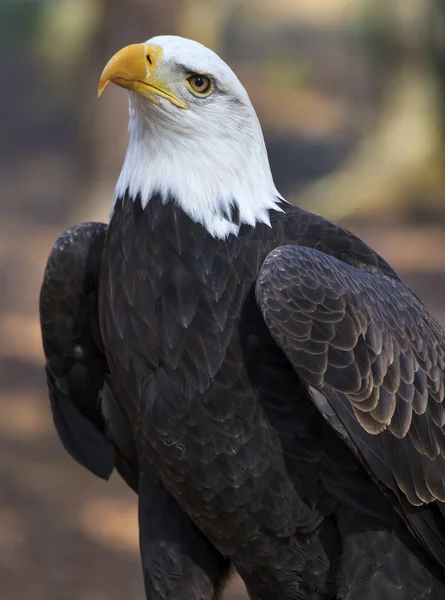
[98,35,283,238]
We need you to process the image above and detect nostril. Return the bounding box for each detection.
[146,54,152,65]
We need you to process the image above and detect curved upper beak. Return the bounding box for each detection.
[98,43,188,109]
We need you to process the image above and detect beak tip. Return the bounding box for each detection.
[97,79,108,98]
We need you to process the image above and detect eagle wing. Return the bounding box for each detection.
[256,244,445,508]
[39,222,119,481]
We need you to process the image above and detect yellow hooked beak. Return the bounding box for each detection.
[98,43,188,109]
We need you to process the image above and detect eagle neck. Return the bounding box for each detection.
[110,97,286,239]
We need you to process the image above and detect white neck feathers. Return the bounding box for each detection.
[112,93,284,238]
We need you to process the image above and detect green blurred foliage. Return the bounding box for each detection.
[0,1,41,46]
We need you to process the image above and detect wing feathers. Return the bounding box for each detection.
[40,223,117,480]
[256,244,445,505]
[46,367,114,479]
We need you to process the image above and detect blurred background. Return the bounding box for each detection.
[2,0,445,598]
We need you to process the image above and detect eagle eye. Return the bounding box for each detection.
[186,74,213,96]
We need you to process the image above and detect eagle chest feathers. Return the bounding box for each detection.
[99,195,325,564]
[102,193,264,392]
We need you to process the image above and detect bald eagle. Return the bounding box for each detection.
[40,36,445,599]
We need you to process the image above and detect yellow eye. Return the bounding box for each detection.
[186,74,212,96]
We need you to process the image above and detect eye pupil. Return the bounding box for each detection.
[195,77,203,87]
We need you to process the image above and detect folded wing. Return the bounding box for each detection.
[39,222,118,480]
[256,244,445,508]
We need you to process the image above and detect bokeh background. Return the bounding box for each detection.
[2,0,445,598]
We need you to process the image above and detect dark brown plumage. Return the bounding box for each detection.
[256,244,445,506]
[96,193,445,598]
[40,194,445,599]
